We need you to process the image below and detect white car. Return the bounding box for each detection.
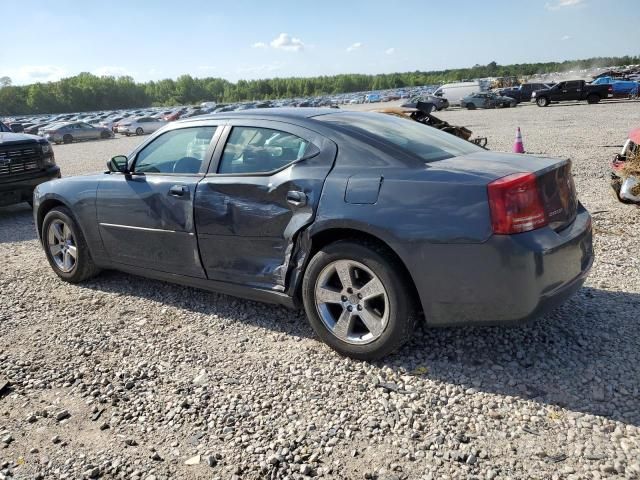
[116,117,167,136]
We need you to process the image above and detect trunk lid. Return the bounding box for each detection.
[432,151,578,232]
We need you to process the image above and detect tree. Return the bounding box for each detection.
[1,55,639,115]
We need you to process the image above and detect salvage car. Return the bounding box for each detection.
[498,83,554,103]
[532,80,613,107]
[116,117,167,136]
[0,121,60,207]
[33,109,593,360]
[461,92,517,109]
[402,95,449,111]
[591,76,639,97]
[41,122,114,144]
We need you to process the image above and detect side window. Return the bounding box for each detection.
[134,126,217,174]
[218,127,310,174]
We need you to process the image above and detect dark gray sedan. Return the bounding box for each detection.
[33,109,593,359]
[40,121,114,144]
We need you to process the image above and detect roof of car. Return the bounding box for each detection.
[179,107,341,124]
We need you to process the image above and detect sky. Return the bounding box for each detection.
[1,0,638,86]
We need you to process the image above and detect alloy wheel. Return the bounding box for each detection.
[314,259,389,345]
[47,219,77,273]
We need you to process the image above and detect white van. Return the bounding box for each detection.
[433,81,489,106]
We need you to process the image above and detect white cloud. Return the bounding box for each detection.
[92,66,131,77]
[385,47,396,55]
[0,65,67,84]
[251,42,267,49]
[561,35,571,40]
[545,0,584,10]
[346,42,363,52]
[270,33,305,52]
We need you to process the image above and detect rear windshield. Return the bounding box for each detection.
[316,112,481,162]
[0,121,11,133]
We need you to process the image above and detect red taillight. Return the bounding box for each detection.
[488,172,547,234]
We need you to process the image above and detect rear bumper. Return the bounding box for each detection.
[405,205,593,327]
[0,166,61,206]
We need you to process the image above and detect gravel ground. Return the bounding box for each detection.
[1,102,639,479]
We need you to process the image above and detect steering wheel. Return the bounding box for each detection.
[173,156,202,174]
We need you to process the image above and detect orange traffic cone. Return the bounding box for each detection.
[513,127,525,154]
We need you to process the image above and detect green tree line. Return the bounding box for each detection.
[1,56,638,115]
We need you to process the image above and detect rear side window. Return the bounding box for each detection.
[218,127,310,174]
[317,112,481,163]
[134,126,217,174]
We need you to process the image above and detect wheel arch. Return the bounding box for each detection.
[290,226,422,315]
[36,198,68,240]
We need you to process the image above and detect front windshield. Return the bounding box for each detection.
[317,112,481,163]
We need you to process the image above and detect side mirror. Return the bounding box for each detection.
[107,155,129,173]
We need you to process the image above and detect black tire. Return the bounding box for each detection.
[302,240,418,360]
[587,94,600,104]
[136,127,144,135]
[41,206,100,283]
[536,96,549,107]
[465,103,476,110]
[62,134,73,144]
[100,131,111,139]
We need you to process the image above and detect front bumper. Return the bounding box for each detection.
[0,166,61,206]
[406,205,593,327]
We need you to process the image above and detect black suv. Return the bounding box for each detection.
[0,121,60,207]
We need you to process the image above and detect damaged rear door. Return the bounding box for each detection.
[194,120,337,290]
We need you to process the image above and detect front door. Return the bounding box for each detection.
[195,120,337,290]
[96,124,221,277]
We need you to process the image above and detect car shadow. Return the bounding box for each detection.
[385,286,640,427]
[78,268,639,427]
[0,203,38,244]
[77,270,314,340]
[4,209,635,427]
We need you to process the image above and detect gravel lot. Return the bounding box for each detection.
[1,101,639,479]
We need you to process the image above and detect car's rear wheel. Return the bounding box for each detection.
[465,102,476,110]
[136,127,144,135]
[536,97,549,107]
[587,94,600,104]
[100,131,111,139]
[302,240,418,360]
[62,134,73,144]
[42,206,99,283]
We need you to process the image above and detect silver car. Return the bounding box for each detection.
[116,117,167,136]
[41,121,114,144]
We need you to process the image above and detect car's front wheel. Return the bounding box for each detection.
[42,206,100,283]
[465,102,476,110]
[136,127,144,135]
[62,134,73,144]
[302,240,418,360]
[536,96,549,107]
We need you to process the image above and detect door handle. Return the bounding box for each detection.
[169,185,188,197]
[286,190,307,207]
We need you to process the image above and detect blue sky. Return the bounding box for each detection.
[1,0,638,85]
